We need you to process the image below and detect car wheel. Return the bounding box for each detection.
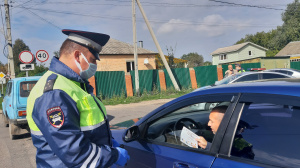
[9,121,20,140]
[1,113,9,127]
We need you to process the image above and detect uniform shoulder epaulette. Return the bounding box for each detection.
[44,74,58,93]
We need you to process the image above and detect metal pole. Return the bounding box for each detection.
[1,80,3,95]
[136,0,180,91]
[4,0,15,79]
[26,71,28,77]
[132,0,139,95]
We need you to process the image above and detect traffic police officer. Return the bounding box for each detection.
[235,64,245,73]
[27,29,130,168]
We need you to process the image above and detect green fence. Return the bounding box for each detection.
[130,69,160,94]
[94,71,126,99]
[194,65,218,87]
[222,63,261,77]
[291,62,300,70]
[163,68,191,89]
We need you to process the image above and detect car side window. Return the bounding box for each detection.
[234,74,259,83]
[230,103,300,167]
[5,82,12,96]
[146,101,230,150]
[262,73,289,79]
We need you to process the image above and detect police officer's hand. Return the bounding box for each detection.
[112,139,120,147]
[196,136,207,149]
[115,147,130,166]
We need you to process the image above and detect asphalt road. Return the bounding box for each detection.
[0,98,173,167]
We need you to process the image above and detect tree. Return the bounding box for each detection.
[166,45,176,68]
[235,0,300,57]
[181,52,204,68]
[12,39,31,76]
[54,51,59,58]
[203,61,212,66]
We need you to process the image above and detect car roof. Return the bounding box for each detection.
[9,76,41,82]
[138,79,300,125]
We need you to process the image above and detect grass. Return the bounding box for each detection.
[100,87,194,106]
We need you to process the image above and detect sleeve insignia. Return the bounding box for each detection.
[47,106,65,128]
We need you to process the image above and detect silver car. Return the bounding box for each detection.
[264,68,300,78]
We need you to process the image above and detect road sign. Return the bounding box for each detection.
[19,51,34,64]
[0,72,5,79]
[36,50,49,62]
[0,78,6,84]
[20,64,35,71]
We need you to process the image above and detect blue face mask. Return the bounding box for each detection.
[75,53,97,80]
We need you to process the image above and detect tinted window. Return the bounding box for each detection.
[231,103,300,167]
[20,81,37,97]
[234,74,259,83]
[262,73,289,79]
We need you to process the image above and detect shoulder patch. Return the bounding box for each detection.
[47,106,64,128]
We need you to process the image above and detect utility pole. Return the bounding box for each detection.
[132,0,139,95]
[4,0,15,79]
[136,0,180,91]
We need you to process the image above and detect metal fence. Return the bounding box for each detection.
[163,68,191,89]
[194,65,218,87]
[291,62,300,70]
[130,69,160,94]
[94,71,126,99]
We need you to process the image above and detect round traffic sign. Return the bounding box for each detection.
[36,50,49,62]
[19,51,34,64]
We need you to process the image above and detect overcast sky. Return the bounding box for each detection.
[0,0,295,66]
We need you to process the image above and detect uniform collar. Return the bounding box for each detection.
[49,57,87,84]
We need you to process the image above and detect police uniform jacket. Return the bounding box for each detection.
[26,57,118,168]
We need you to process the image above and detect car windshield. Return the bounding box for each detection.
[20,81,37,97]
[215,73,244,85]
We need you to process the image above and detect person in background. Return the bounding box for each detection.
[224,64,237,77]
[235,64,245,73]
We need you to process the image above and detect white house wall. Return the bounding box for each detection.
[212,44,266,65]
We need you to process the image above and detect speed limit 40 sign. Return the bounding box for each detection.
[36,50,49,62]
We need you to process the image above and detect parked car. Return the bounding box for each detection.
[264,68,300,78]
[111,79,300,168]
[1,76,41,139]
[194,71,294,92]
[214,71,294,86]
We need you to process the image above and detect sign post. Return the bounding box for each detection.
[19,51,34,77]
[0,72,5,95]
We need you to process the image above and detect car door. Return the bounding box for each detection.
[121,93,239,168]
[211,93,300,168]
[2,81,12,116]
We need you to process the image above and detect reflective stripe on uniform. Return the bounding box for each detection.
[89,147,101,168]
[31,129,43,136]
[80,143,97,168]
[80,121,106,131]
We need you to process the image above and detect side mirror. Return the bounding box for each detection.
[122,125,140,142]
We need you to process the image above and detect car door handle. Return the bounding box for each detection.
[173,162,198,168]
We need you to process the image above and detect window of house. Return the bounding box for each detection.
[248,51,252,56]
[219,54,227,60]
[126,61,135,72]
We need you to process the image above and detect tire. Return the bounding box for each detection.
[9,120,20,140]
[1,113,8,127]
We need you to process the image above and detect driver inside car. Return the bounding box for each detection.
[195,106,255,159]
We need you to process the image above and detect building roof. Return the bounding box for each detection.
[100,38,156,55]
[275,41,300,57]
[211,42,268,55]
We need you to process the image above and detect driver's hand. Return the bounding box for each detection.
[196,136,207,149]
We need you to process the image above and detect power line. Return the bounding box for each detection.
[15,6,280,28]
[209,0,284,11]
